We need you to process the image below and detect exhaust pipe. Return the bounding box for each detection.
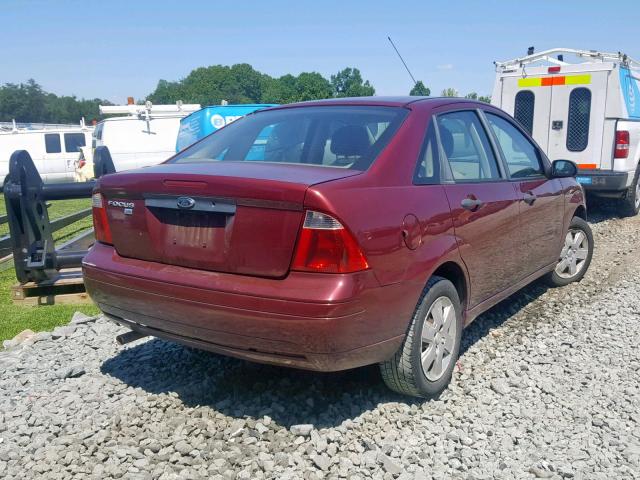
[116,330,148,345]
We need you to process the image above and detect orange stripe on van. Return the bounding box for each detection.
[578,163,598,170]
[518,74,590,88]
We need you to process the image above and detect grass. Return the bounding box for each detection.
[0,198,100,343]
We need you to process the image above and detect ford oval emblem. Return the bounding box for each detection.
[176,197,196,209]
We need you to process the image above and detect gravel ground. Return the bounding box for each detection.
[1,203,639,480]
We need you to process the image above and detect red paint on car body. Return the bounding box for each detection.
[83,97,585,371]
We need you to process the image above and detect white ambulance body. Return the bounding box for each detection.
[492,48,640,216]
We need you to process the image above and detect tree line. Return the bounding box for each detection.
[0,80,111,125]
[0,65,490,124]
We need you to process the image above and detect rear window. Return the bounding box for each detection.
[567,88,591,152]
[64,133,86,152]
[171,106,408,170]
[514,90,535,135]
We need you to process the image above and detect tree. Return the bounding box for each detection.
[441,88,459,97]
[0,79,109,124]
[330,68,375,97]
[464,92,491,103]
[409,81,430,96]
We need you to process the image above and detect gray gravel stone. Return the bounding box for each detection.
[0,203,639,479]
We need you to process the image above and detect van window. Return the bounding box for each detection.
[64,133,86,152]
[436,111,501,182]
[44,134,61,153]
[567,88,591,152]
[514,91,535,135]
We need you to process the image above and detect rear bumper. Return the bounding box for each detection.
[576,170,628,192]
[82,243,412,371]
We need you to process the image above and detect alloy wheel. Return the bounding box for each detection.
[555,229,589,279]
[420,296,457,382]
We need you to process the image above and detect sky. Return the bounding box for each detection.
[2,0,640,104]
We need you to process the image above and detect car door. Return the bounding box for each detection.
[483,111,564,274]
[435,109,522,308]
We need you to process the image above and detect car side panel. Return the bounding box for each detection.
[515,177,565,274]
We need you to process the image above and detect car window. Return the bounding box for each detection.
[436,111,500,181]
[64,133,86,153]
[44,133,61,154]
[414,122,439,184]
[485,113,543,178]
[171,106,408,171]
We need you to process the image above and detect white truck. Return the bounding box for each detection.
[492,48,640,216]
[86,101,200,176]
[1,120,93,188]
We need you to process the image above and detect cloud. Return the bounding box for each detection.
[437,64,454,71]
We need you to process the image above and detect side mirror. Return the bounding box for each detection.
[551,159,577,178]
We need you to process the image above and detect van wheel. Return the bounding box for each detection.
[544,216,593,287]
[619,165,640,217]
[380,276,462,398]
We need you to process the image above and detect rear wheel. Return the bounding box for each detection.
[619,164,640,217]
[380,276,462,398]
[544,216,593,287]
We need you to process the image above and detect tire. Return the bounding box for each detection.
[544,216,594,287]
[379,276,463,398]
[619,164,640,217]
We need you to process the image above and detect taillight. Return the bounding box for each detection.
[78,159,86,169]
[92,193,113,244]
[615,130,630,158]
[548,66,561,73]
[291,211,368,274]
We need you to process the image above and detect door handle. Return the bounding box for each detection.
[523,192,537,205]
[461,197,484,211]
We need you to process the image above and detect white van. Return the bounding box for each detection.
[492,48,640,216]
[93,102,200,173]
[0,120,92,188]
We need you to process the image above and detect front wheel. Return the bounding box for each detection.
[380,276,463,398]
[544,216,594,287]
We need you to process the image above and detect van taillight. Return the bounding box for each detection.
[291,211,369,274]
[615,130,630,158]
[92,193,113,245]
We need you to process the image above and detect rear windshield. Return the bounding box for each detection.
[170,106,408,170]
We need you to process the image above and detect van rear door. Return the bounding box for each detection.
[546,69,609,172]
[499,75,553,151]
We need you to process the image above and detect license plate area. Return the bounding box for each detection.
[145,195,236,267]
[576,176,592,185]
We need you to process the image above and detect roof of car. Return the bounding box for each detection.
[269,96,477,109]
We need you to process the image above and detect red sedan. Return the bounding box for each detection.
[83,97,593,398]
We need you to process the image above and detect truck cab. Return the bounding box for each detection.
[492,48,640,216]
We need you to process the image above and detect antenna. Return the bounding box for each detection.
[388,36,417,85]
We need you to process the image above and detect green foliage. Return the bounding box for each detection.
[0,79,110,124]
[410,81,430,96]
[464,92,492,103]
[149,65,373,105]
[330,68,375,98]
[441,88,459,97]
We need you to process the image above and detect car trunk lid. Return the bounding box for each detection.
[98,162,359,277]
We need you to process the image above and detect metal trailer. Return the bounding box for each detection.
[2,146,115,304]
